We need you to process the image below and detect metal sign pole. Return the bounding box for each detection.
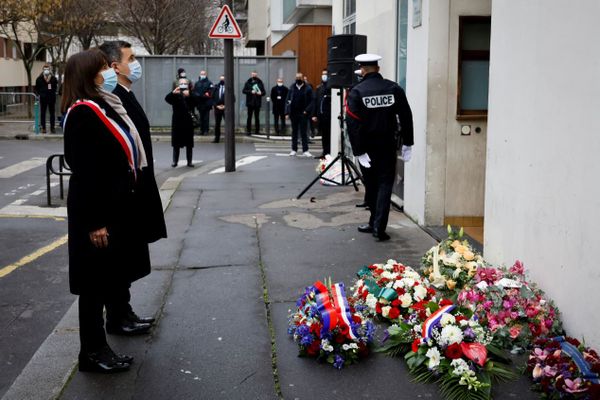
[224,36,235,172]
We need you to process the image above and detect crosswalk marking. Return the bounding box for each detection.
[208,155,267,174]
[0,157,46,178]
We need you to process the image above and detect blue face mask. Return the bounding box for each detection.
[127,60,142,83]
[101,68,118,92]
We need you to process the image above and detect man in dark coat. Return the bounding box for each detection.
[34,64,58,133]
[99,41,167,334]
[166,80,195,167]
[285,72,314,157]
[211,74,235,143]
[270,78,288,135]
[242,71,265,136]
[312,69,332,157]
[346,54,414,242]
[192,70,214,136]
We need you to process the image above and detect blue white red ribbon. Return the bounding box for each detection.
[552,336,600,384]
[313,281,338,333]
[331,282,358,340]
[64,100,139,179]
[420,304,456,344]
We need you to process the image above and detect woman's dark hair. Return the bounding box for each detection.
[60,48,108,113]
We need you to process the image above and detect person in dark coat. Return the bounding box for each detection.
[61,48,152,373]
[192,70,214,136]
[211,74,235,143]
[346,54,414,242]
[165,79,195,167]
[312,69,332,157]
[270,78,288,135]
[98,40,167,332]
[242,71,265,135]
[285,72,314,157]
[34,64,58,133]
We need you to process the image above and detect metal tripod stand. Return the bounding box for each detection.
[297,89,364,199]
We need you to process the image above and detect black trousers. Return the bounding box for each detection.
[214,110,224,142]
[198,107,210,135]
[40,97,56,129]
[173,146,193,165]
[290,114,309,152]
[360,155,396,234]
[273,113,285,134]
[246,106,260,134]
[318,117,331,155]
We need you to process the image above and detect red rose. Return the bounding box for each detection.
[440,299,454,307]
[368,264,377,270]
[388,307,401,320]
[392,299,401,307]
[306,340,320,356]
[412,338,421,353]
[339,324,350,337]
[396,288,406,296]
[445,343,464,359]
[427,287,436,295]
[375,303,382,314]
[361,290,368,300]
[413,281,420,287]
[455,315,466,323]
[310,322,322,338]
[358,342,370,358]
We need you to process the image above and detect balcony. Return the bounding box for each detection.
[283,0,332,24]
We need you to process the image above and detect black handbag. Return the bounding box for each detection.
[189,111,201,128]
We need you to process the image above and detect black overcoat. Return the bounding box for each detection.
[242,78,266,108]
[114,84,167,243]
[165,92,194,148]
[64,98,151,295]
[270,85,289,115]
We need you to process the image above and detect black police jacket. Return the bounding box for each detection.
[192,78,214,110]
[345,72,414,157]
[313,81,331,118]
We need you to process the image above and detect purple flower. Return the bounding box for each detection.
[296,324,310,337]
[463,327,476,340]
[365,321,375,342]
[333,355,345,369]
[300,334,314,346]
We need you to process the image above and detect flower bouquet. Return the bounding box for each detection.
[457,261,563,352]
[527,336,600,399]
[379,299,516,400]
[350,259,437,323]
[288,280,375,369]
[421,227,485,298]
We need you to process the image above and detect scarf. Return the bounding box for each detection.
[99,89,148,169]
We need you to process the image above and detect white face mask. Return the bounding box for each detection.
[200,75,206,80]
[321,75,328,82]
[277,82,283,87]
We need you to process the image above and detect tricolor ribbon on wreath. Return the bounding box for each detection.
[313,281,358,339]
[553,336,600,384]
[420,303,455,344]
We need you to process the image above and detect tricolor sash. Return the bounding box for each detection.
[420,304,456,344]
[64,100,139,179]
[552,336,600,384]
[331,282,358,339]
[313,281,338,333]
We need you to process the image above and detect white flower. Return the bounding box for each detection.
[386,259,397,266]
[413,285,428,301]
[321,339,334,352]
[381,306,391,318]
[452,267,462,279]
[342,343,358,351]
[426,347,442,369]
[355,279,363,288]
[403,278,415,288]
[365,294,378,310]
[450,359,471,376]
[413,324,422,334]
[381,271,397,280]
[440,313,456,327]
[399,293,413,308]
[393,280,404,289]
[440,325,464,345]
[404,269,420,279]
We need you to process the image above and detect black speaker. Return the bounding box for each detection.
[328,61,359,88]
[327,34,367,62]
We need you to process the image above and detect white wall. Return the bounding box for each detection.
[485,0,600,348]
[0,59,46,88]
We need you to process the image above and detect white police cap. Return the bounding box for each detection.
[355,54,382,66]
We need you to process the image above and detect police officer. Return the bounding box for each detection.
[312,69,332,157]
[192,70,214,136]
[346,54,414,241]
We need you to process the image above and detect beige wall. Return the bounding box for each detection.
[0,59,46,88]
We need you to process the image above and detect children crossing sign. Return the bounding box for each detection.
[208,5,242,39]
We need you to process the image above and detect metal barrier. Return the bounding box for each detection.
[46,154,71,206]
[0,92,40,134]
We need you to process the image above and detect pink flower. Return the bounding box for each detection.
[563,378,587,394]
[526,306,540,318]
[476,267,502,284]
[530,348,548,361]
[483,300,494,310]
[503,300,513,310]
[509,325,522,339]
[510,260,525,275]
[543,365,557,377]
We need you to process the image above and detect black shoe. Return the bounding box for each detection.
[357,224,374,233]
[127,311,155,325]
[103,345,134,364]
[171,163,177,168]
[355,202,368,208]
[50,128,56,134]
[373,231,391,242]
[211,139,219,143]
[187,163,194,168]
[106,319,151,336]
[79,347,130,373]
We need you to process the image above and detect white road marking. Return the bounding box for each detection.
[29,190,45,196]
[0,204,67,218]
[0,157,46,178]
[208,155,268,174]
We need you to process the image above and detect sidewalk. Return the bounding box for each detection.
[2,153,536,399]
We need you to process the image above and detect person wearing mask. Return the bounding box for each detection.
[242,71,265,136]
[192,70,214,136]
[165,79,195,167]
[211,75,235,143]
[285,72,314,157]
[270,78,288,135]
[174,68,192,90]
[98,40,167,334]
[312,69,332,157]
[346,54,414,242]
[62,48,150,373]
[35,64,58,133]
[303,75,317,141]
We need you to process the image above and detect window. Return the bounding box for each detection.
[343,0,356,34]
[396,0,408,89]
[457,16,491,118]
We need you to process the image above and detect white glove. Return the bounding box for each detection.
[357,153,371,168]
[401,145,412,162]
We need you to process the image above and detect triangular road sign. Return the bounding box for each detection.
[208,5,243,39]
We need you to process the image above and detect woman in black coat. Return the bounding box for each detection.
[61,49,150,373]
[165,79,195,167]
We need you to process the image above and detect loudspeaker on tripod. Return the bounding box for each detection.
[327,34,367,88]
